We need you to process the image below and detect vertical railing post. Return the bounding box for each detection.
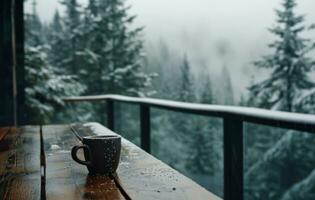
[224,117,243,200]
[107,100,114,131]
[140,104,150,153]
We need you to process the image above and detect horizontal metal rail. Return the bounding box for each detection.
[64,94,315,133]
[64,94,315,200]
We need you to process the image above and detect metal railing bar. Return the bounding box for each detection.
[224,117,243,200]
[106,100,114,131]
[140,105,150,153]
[64,94,315,200]
[64,94,315,133]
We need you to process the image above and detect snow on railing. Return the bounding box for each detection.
[64,94,315,132]
[63,94,315,200]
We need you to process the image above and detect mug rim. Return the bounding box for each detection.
[83,135,120,140]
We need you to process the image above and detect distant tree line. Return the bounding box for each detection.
[25,0,154,124]
[245,0,315,199]
[24,0,315,198]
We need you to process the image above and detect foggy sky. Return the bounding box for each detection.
[25,0,315,100]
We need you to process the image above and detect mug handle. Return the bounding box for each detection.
[71,145,92,166]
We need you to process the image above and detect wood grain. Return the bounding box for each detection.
[75,122,221,200]
[0,124,221,200]
[42,125,126,200]
[0,126,41,200]
[0,127,10,142]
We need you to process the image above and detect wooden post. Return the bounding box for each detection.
[0,0,25,126]
[140,105,150,153]
[0,0,14,126]
[224,117,243,200]
[15,0,26,125]
[107,100,114,131]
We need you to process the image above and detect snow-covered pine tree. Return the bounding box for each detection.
[87,0,98,17]
[24,0,85,123]
[55,0,82,74]
[200,76,214,104]
[71,0,154,137]
[239,94,248,106]
[173,54,220,177]
[185,75,221,175]
[280,167,315,200]
[178,54,195,102]
[80,0,153,96]
[144,40,187,173]
[167,54,195,171]
[220,66,234,105]
[51,10,62,33]
[48,10,65,70]
[248,0,315,112]
[144,39,179,100]
[25,0,42,47]
[246,0,315,199]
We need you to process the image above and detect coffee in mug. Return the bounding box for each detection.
[71,135,121,175]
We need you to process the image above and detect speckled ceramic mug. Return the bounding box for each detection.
[71,135,121,175]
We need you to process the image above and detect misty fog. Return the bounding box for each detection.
[26,0,315,100]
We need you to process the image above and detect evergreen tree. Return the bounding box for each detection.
[186,75,221,175]
[68,0,154,136]
[245,130,315,200]
[69,0,101,97]
[200,76,214,104]
[239,94,248,106]
[280,168,315,200]
[178,54,195,102]
[166,54,195,172]
[248,0,315,112]
[246,0,315,199]
[48,10,64,69]
[51,10,62,32]
[87,0,98,17]
[25,0,43,46]
[220,66,234,105]
[80,0,153,96]
[145,39,179,100]
[55,0,82,74]
[24,0,85,124]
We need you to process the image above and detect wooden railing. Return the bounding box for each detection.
[64,94,315,200]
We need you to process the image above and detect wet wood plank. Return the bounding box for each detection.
[74,122,221,200]
[42,125,126,200]
[0,127,10,142]
[0,126,41,200]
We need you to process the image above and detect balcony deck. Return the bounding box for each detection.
[64,94,315,200]
[0,123,220,200]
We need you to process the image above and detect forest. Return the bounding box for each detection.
[24,0,315,199]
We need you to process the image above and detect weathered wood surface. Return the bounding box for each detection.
[42,125,126,200]
[0,126,41,200]
[74,122,221,200]
[0,124,221,200]
[0,127,10,142]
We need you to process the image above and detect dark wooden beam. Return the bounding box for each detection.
[0,0,25,126]
[15,0,26,125]
[0,0,14,126]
